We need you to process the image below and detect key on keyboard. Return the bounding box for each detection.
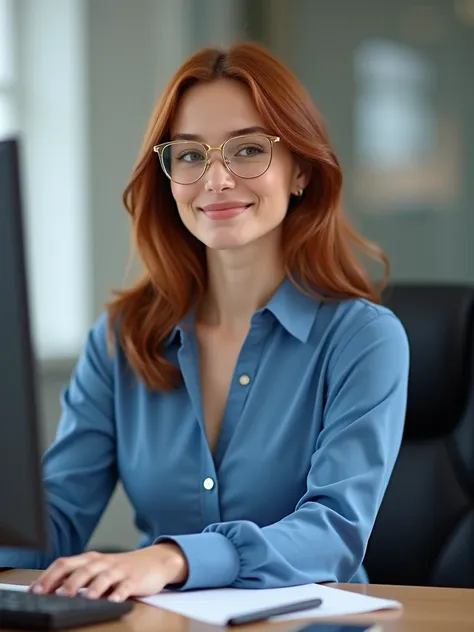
[0,587,134,630]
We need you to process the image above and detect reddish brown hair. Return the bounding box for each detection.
[108,41,389,391]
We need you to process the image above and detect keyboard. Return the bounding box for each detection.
[0,587,134,630]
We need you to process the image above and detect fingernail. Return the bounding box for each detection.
[109,594,122,602]
[32,584,43,594]
[86,590,97,599]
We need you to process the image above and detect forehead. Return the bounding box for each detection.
[170,79,266,141]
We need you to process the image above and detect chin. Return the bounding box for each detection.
[200,229,257,251]
[205,238,252,251]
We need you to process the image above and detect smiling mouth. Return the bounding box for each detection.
[200,204,253,220]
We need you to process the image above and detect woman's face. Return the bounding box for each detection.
[168,79,307,251]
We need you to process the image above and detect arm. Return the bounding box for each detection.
[0,314,118,569]
[158,312,409,589]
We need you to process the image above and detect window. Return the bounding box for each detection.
[3,0,90,361]
[0,0,16,138]
[353,38,460,214]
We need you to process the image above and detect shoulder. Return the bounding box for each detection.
[332,297,406,341]
[311,297,409,368]
[79,311,118,371]
[85,311,111,348]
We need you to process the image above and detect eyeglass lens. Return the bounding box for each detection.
[161,134,273,184]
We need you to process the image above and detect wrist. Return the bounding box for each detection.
[154,542,188,585]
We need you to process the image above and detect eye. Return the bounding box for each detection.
[177,150,206,163]
[236,145,265,157]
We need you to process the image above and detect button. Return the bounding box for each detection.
[203,477,215,491]
[239,374,251,386]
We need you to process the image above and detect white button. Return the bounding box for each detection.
[239,374,251,386]
[203,477,215,491]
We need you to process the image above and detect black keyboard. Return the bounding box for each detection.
[0,587,134,630]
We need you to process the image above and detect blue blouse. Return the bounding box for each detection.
[0,279,409,589]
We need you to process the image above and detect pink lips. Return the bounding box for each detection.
[201,202,252,220]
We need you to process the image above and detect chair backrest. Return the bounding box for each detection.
[364,283,474,588]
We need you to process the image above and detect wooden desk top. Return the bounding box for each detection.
[1,570,473,632]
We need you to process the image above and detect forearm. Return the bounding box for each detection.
[156,501,366,591]
[0,548,53,571]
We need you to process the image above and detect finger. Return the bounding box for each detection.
[107,580,137,603]
[61,560,114,597]
[84,567,127,600]
[31,552,102,595]
[107,575,168,603]
[31,557,86,595]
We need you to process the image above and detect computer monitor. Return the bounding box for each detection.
[0,137,48,550]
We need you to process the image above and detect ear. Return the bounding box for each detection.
[290,159,311,197]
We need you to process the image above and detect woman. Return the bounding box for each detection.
[0,42,409,601]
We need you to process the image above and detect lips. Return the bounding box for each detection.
[200,202,252,220]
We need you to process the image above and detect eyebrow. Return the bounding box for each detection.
[171,126,269,142]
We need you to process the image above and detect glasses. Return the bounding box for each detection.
[153,133,280,185]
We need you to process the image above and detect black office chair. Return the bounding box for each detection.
[363,283,474,588]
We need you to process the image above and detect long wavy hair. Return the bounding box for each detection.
[107,41,389,391]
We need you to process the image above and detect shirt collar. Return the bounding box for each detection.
[164,277,320,347]
[164,312,192,348]
[263,277,320,343]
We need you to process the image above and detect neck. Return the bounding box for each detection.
[199,230,285,335]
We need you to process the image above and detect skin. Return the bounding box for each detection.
[30,78,308,602]
[171,78,308,333]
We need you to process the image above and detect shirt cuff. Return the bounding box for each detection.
[154,532,240,591]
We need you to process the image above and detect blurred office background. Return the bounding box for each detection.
[1,0,473,551]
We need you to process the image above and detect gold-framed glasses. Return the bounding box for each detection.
[153,133,280,185]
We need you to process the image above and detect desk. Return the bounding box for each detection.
[1,570,473,632]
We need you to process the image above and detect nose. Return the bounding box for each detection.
[204,153,236,193]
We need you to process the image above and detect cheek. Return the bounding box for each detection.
[171,182,194,206]
[256,151,294,195]
[171,184,199,224]
[255,167,293,206]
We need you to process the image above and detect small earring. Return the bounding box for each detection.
[296,187,304,197]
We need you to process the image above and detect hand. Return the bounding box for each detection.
[29,543,188,602]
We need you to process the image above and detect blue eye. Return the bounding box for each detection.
[236,145,265,157]
[177,151,205,163]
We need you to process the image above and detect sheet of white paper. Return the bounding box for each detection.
[0,583,29,592]
[0,582,401,626]
[0,583,86,596]
[140,583,401,626]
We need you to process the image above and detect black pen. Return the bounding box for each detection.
[227,597,323,626]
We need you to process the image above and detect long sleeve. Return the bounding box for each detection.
[158,312,409,590]
[0,314,117,570]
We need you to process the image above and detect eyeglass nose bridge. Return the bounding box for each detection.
[202,143,233,175]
